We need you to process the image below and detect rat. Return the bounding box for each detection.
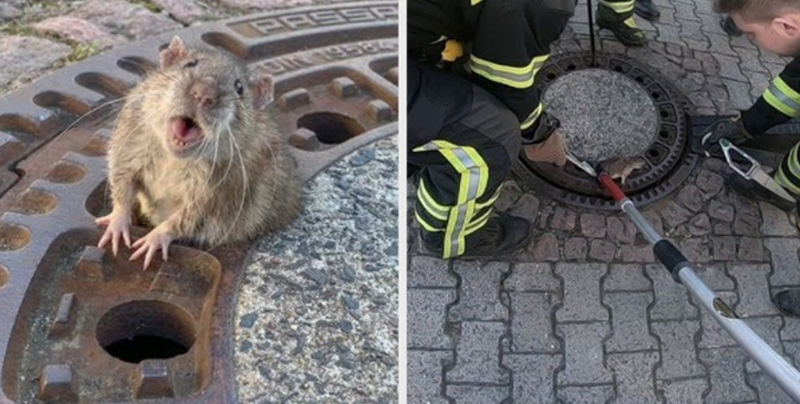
[96,36,303,269]
[597,156,647,185]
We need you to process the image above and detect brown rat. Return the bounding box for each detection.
[96,36,302,269]
[598,156,647,185]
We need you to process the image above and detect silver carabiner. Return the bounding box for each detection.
[720,138,759,180]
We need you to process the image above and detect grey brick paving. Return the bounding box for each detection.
[408,350,452,404]
[446,321,509,384]
[408,289,456,349]
[406,1,800,401]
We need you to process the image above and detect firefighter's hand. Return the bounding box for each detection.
[701,116,753,157]
[523,131,568,167]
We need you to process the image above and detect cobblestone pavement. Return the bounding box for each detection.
[0,0,356,97]
[407,0,800,403]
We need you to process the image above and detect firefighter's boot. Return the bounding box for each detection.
[421,213,532,258]
[597,5,647,47]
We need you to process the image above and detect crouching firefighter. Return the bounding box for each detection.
[702,0,800,317]
[408,0,574,259]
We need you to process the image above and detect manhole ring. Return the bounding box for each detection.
[512,51,698,210]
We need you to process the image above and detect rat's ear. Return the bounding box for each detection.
[249,66,275,109]
[159,36,189,69]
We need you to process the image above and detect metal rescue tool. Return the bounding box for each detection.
[718,138,796,203]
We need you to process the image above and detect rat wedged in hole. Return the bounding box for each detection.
[96,36,303,269]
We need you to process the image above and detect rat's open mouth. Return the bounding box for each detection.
[169,116,204,151]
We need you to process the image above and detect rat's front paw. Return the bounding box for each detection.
[130,225,173,270]
[96,213,132,256]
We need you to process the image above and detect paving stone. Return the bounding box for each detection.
[694,263,735,290]
[508,193,540,225]
[698,291,739,349]
[556,322,613,385]
[408,350,452,404]
[617,244,655,263]
[738,237,765,261]
[652,320,705,379]
[219,0,318,10]
[530,233,559,262]
[683,57,703,72]
[662,201,693,228]
[679,238,710,263]
[607,352,660,404]
[782,316,800,341]
[449,261,508,322]
[657,378,707,404]
[710,201,735,222]
[0,36,72,88]
[765,238,800,286]
[729,264,779,316]
[746,371,797,404]
[677,184,705,213]
[446,321,509,384]
[742,316,784,372]
[688,214,711,236]
[409,256,456,288]
[495,181,522,212]
[785,340,800,365]
[605,292,658,352]
[604,264,651,292]
[656,24,683,45]
[564,237,588,261]
[733,211,761,237]
[580,213,607,238]
[32,17,120,48]
[557,386,614,404]
[503,354,560,404]
[71,0,180,40]
[408,289,456,349]
[714,223,732,235]
[0,3,21,21]
[607,217,637,244]
[588,239,615,263]
[700,347,757,403]
[646,264,699,320]
[724,78,756,110]
[551,207,577,231]
[555,263,608,322]
[760,202,799,236]
[508,292,560,353]
[152,0,209,24]
[445,385,508,404]
[706,33,737,56]
[711,236,736,261]
[642,210,664,236]
[504,263,559,292]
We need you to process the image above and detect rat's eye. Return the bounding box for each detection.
[234,79,244,96]
[183,59,198,69]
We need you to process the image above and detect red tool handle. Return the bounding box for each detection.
[598,172,627,202]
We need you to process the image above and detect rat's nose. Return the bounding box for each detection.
[190,81,215,107]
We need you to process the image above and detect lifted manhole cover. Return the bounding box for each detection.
[0,2,397,404]
[512,52,698,210]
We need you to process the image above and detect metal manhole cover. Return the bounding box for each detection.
[512,52,698,210]
[0,2,397,404]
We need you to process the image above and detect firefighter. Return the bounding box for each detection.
[408,0,574,258]
[702,0,800,317]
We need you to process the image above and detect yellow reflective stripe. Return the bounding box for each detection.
[764,76,800,118]
[468,53,549,89]
[415,211,444,232]
[623,17,638,28]
[775,168,800,195]
[786,144,800,186]
[476,186,502,210]
[775,144,800,195]
[601,0,635,13]
[520,102,545,130]
[471,0,484,4]
[465,207,492,235]
[416,140,488,258]
[418,179,449,221]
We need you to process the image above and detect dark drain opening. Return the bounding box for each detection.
[96,300,196,364]
[297,112,364,144]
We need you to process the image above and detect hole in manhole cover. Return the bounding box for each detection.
[0,223,30,251]
[512,52,698,210]
[298,112,365,144]
[45,161,87,184]
[97,300,196,364]
[0,265,8,289]
[10,189,58,215]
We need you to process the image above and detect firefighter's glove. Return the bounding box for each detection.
[523,131,568,167]
[700,116,753,158]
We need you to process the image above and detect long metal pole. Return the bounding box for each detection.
[586,0,597,66]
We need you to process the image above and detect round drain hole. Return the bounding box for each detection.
[297,112,364,144]
[96,300,196,364]
[513,51,697,210]
[0,264,8,289]
[0,223,31,251]
[46,161,87,183]
[11,189,58,215]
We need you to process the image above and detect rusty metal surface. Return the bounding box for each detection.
[0,2,397,403]
[513,52,698,210]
